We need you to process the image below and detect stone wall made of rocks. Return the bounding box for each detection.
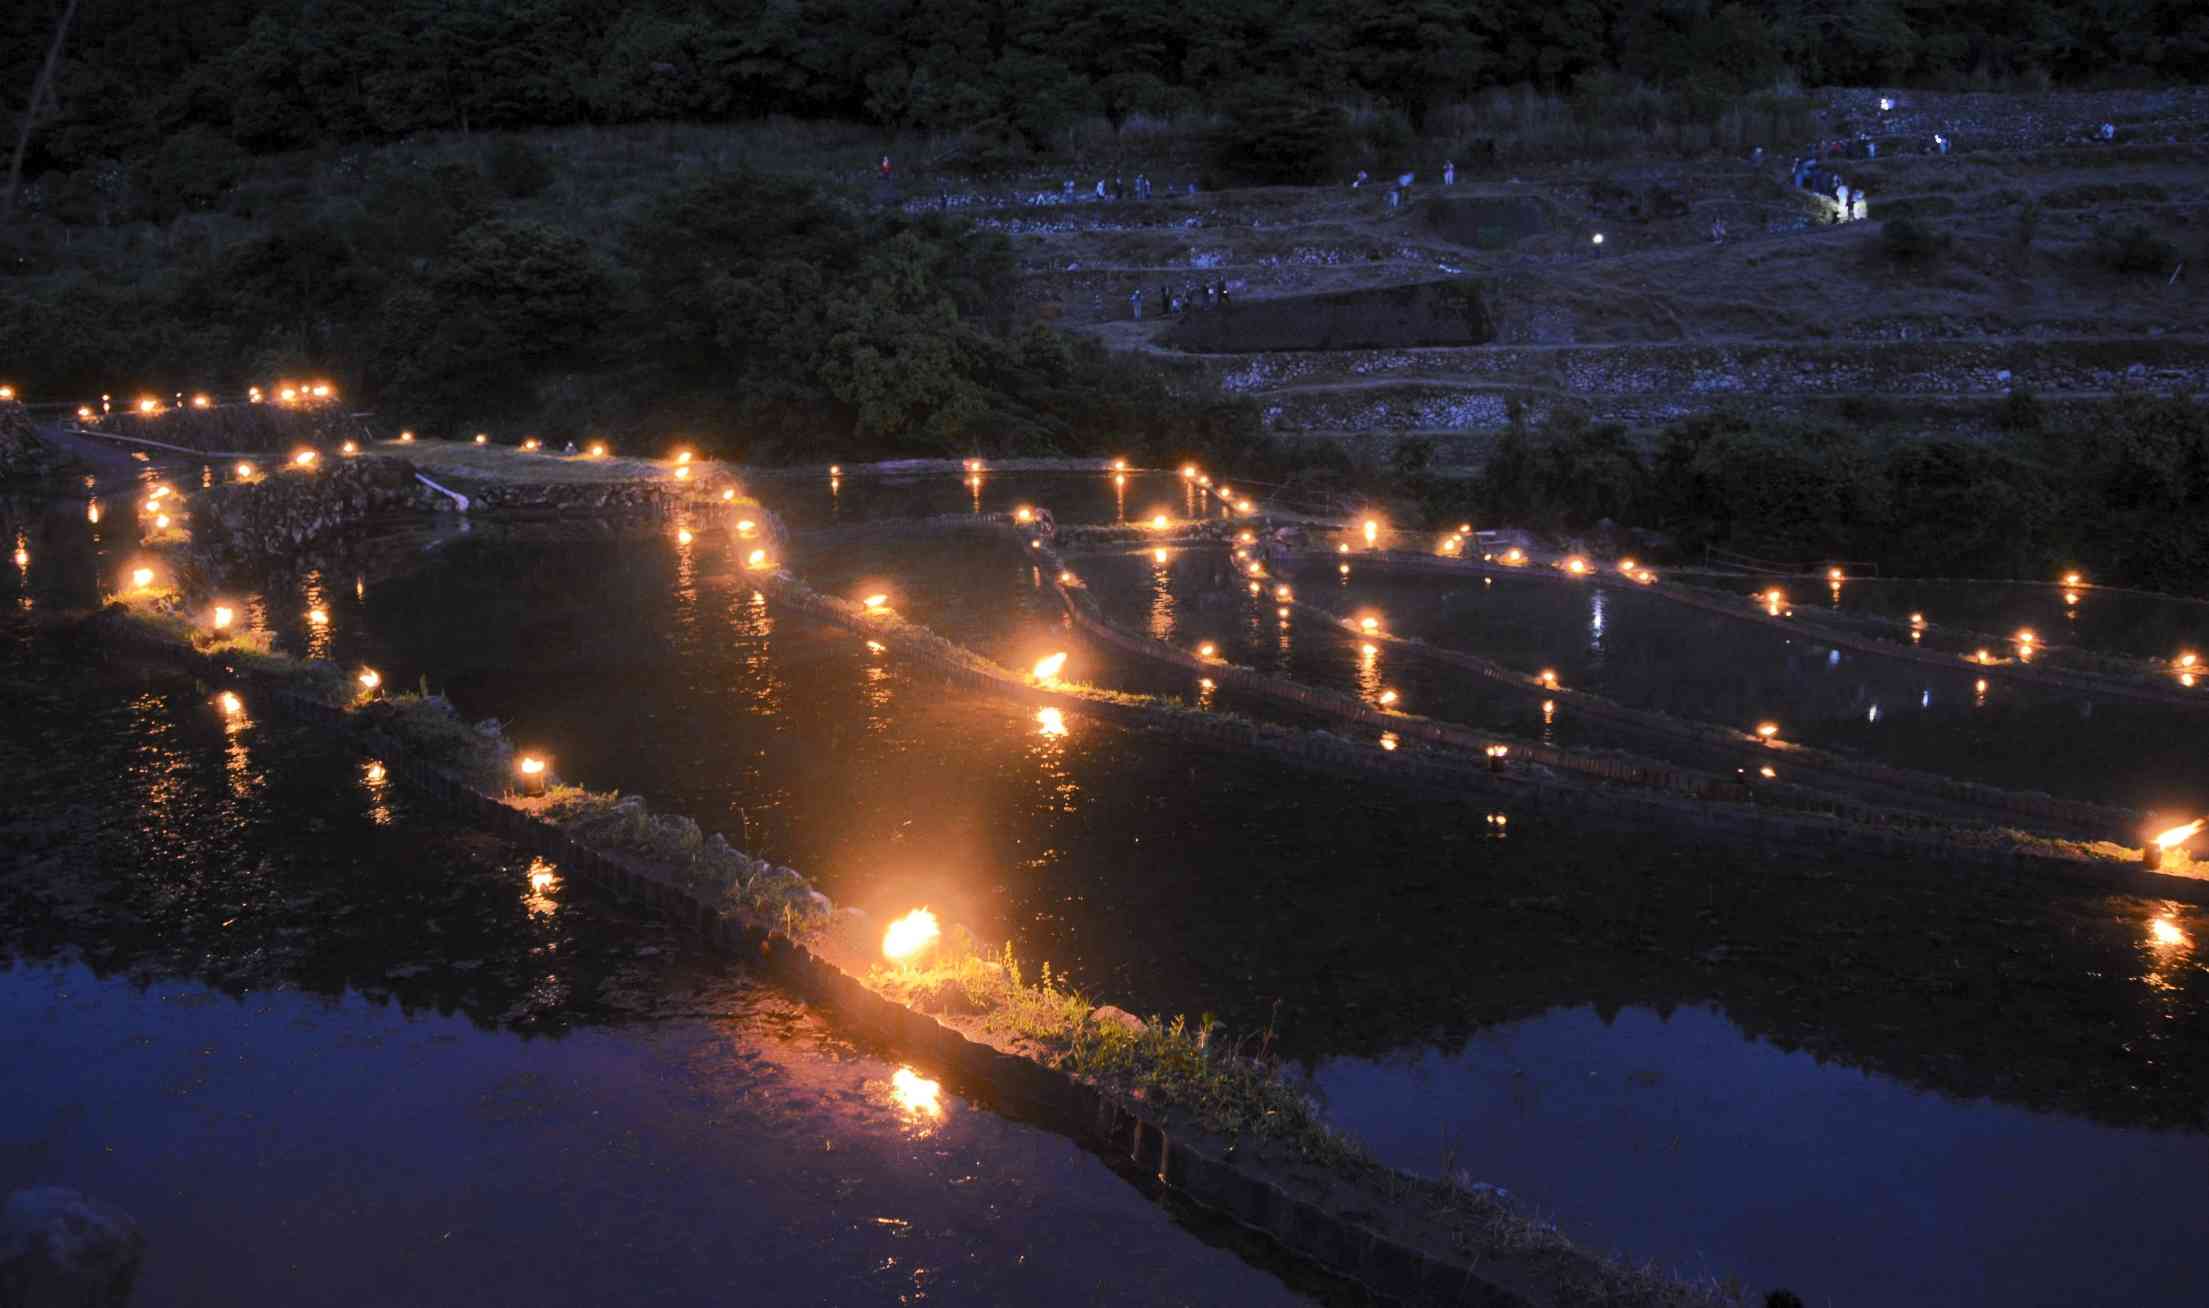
[94,401,365,455]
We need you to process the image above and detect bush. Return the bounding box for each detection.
[1206,83,1345,186]
[2093,223,2175,274]
[1879,216,1949,262]
[483,138,553,199]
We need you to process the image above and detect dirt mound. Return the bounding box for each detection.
[1163,281,1494,353]
[1418,193,1555,249]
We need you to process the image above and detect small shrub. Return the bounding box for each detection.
[1879,215,1949,262]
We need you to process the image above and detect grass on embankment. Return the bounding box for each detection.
[380,438,728,487]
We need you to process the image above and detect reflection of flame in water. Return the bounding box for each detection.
[362,758,392,825]
[524,859,562,917]
[2149,917,2187,949]
[1036,707,1066,736]
[890,1067,944,1123]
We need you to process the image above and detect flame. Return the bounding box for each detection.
[1181,464,1197,479]
[1503,547,1525,564]
[1485,744,1509,758]
[1037,707,1067,736]
[736,519,755,534]
[890,1066,943,1120]
[519,756,546,777]
[883,908,941,962]
[2063,571,2082,587]
[130,567,154,589]
[675,449,692,464]
[1755,721,1779,739]
[1377,689,1399,706]
[1362,519,1378,543]
[589,442,607,457]
[1197,643,1217,658]
[1014,506,1034,523]
[474,433,488,445]
[2152,819,2204,850]
[1032,651,1067,681]
[830,464,841,476]
[218,691,242,715]
[211,605,234,630]
[341,440,358,456]
[1359,617,1379,633]
[236,461,257,478]
[1378,732,1400,751]
[674,465,690,480]
[1564,557,1589,575]
[400,430,415,443]
[746,549,770,569]
[191,393,210,409]
[2150,918,2188,948]
[862,594,888,610]
[358,669,382,692]
[308,608,328,625]
[1151,514,1169,529]
[1538,669,1559,688]
[292,449,317,467]
[677,528,694,544]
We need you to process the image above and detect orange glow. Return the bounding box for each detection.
[1014,506,1034,523]
[521,438,539,451]
[589,442,607,458]
[2178,653,2199,670]
[279,387,298,403]
[1618,557,1638,573]
[1151,514,1169,530]
[2015,628,2037,645]
[964,459,982,473]
[292,449,318,468]
[191,393,210,409]
[1362,519,1378,544]
[1360,643,1377,656]
[310,383,330,399]
[1156,549,1171,564]
[1755,721,1779,740]
[890,1066,944,1120]
[676,528,694,545]
[2150,918,2188,948]
[0,385,12,400]
[519,756,546,777]
[830,464,841,476]
[399,430,415,443]
[2063,571,2082,587]
[357,668,382,692]
[2153,819,2204,850]
[746,549,770,569]
[153,514,170,529]
[722,489,736,502]
[1339,564,1351,576]
[1828,567,1844,582]
[1378,689,1399,706]
[1485,744,1509,758]
[211,605,234,630]
[130,567,155,589]
[1274,585,1292,601]
[1564,556,1589,576]
[2063,590,2079,606]
[883,908,941,962]
[1379,733,1399,752]
[1181,464,1197,479]
[76,406,92,420]
[866,640,886,654]
[1359,616,1380,634]
[1032,651,1068,682]
[248,387,263,403]
[1537,669,1559,688]
[218,691,242,716]
[235,461,257,478]
[1974,648,1993,664]
[307,608,328,626]
[862,593,888,611]
[340,440,358,456]
[1197,643,1217,658]
[675,449,693,464]
[1058,571,1075,584]
[1037,707,1067,736]
[674,465,691,481]
[1502,548,1525,565]
[1111,458,1128,472]
[1909,612,1926,627]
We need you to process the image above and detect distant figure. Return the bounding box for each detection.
[2099,121,2116,141]
[1396,171,1414,188]
[1112,175,1125,200]
[1095,179,1107,199]
[1865,140,1877,158]
[1187,180,1196,195]
[879,156,892,178]
[1851,192,1867,222]
[1442,160,1456,185]
[1135,174,1149,200]
[1750,146,1764,164]
[1933,133,1949,154]
[1710,218,1727,243]
[1129,288,1144,321]
[1386,188,1400,209]
[1352,169,1369,189]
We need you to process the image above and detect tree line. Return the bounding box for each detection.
[8,0,2208,176]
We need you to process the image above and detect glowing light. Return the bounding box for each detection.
[736,518,756,534]
[365,762,385,783]
[1198,677,1215,690]
[1032,652,1068,682]
[218,691,242,716]
[1759,765,1777,779]
[1181,464,1197,479]
[1828,567,1844,582]
[1379,733,1399,751]
[1058,571,1075,584]
[136,397,158,414]
[1502,548,1525,565]
[2063,590,2079,606]
[1274,585,1292,601]
[1619,557,1638,574]
[153,514,170,529]
[1111,458,1128,472]
[1360,643,1377,656]
[1564,557,1589,576]
[1014,506,1035,523]
[1362,519,1378,544]
[11,547,25,567]
[279,387,297,403]
[1037,707,1067,736]
[399,430,415,443]
[357,668,382,692]
[1340,564,1351,575]
[248,387,263,403]
[861,593,888,611]
[1974,648,1993,664]
[292,449,318,468]
[0,385,11,400]
[589,442,607,458]
[1485,744,1509,759]
[1537,669,1559,688]
[722,488,736,502]
[521,438,539,451]
[1155,549,1171,564]
[883,908,941,963]
[191,393,210,409]
[675,449,693,464]
[1276,605,1289,618]
[676,528,694,545]
[519,756,546,778]
[674,465,691,480]
[235,461,257,479]
[890,1067,943,1120]
[1755,721,1779,740]
[964,459,982,473]
[830,464,841,476]
[474,433,488,445]
[310,383,330,399]
[76,406,92,420]
[340,440,358,456]
[1591,232,1605,245]
[2150,918,2188,948]
[865,640,886,654]
[130,567,155,589]
[211,605,234,630]
[1378,689,1399,706]
[746,549,770,569]
[2179,653,2199,670]
[1764,588,1786,607]
[2154,819,2204,850]
[1197,642,1217,658]
[307,608,328,625]
[2063,571,2082,587]
[2015,628,2037,645]
[1150,514,1169,530]
[1359,617,1379,634]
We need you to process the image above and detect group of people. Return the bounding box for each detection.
[1350,161,1457,208]
[1073,175,1166,201]
[1790,154,1870,222]
[1129,279,1230,321]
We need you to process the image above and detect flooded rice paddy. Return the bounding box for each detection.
[7,469,2209,1305]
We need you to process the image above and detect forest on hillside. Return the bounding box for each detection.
[8,0,2208,179]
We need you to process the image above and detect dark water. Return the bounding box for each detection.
[0,613,1316,1308]
[763,469,1205,530]
[13,479,2209,1305]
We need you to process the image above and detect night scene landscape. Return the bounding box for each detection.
[4,3,2208,1306]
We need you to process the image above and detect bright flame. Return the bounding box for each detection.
[76,406,91,420]
[1619,557,1638,573]
[1485,744,1509,758]
[862,593,888,611]
[1378,689,1399,706]
[2153,819,2204,850]
[474,433,488,445]
[211,605,234,630]
[1538,669,1559,688]
[674,466,690,481]
[340,440,358,456]
[235,461,256,478]
[136,397,158,414]
[1502,548,1525,565]
[736,519,756,534]
[400,430,415,443]
[1362,519,1378,543]
[1379,732,1399,751]
[589,442,607,458]
[1151,514,1169,530]
[2063,590,2079,605]
[1181,464,1197,479]
[1828,567,1844,582]
[310,383,330,399]
[191,393,210,409]
[2063,572,2082,587]
[1756,721,1779,739]
[2179,653,2199,670]
[365,762,386,783]
[677,528,694,545]
[521,438,539,451]
[1910,612,1926,627]
[307,608,328,625]
[2150,918,2188,948]
[131,567,154,589]
[218,691,242,716]
[1037,707,1067,736]
[1275,585,1292,601]
[865,640,886,654]
[675,449,692,464]
[292,449,317,467]
[279,387,297,403]
[722,489,736,501]
[883,908,941,962]
[1154,548,1170,564]
[154,515,170,529]
[358,669,382,691]
[1359,617,1379,633]
[1014,506,1034,523]
[1111,458,1128,472]
[1032,652,1068,682]
[890,1066,943,1119]
[746,549,769,569]
[1564,556,1589,575]
[519,756,546,777]
[830,464,841,476]
[1197,642,1217,658]
[2015,628,2036,645]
